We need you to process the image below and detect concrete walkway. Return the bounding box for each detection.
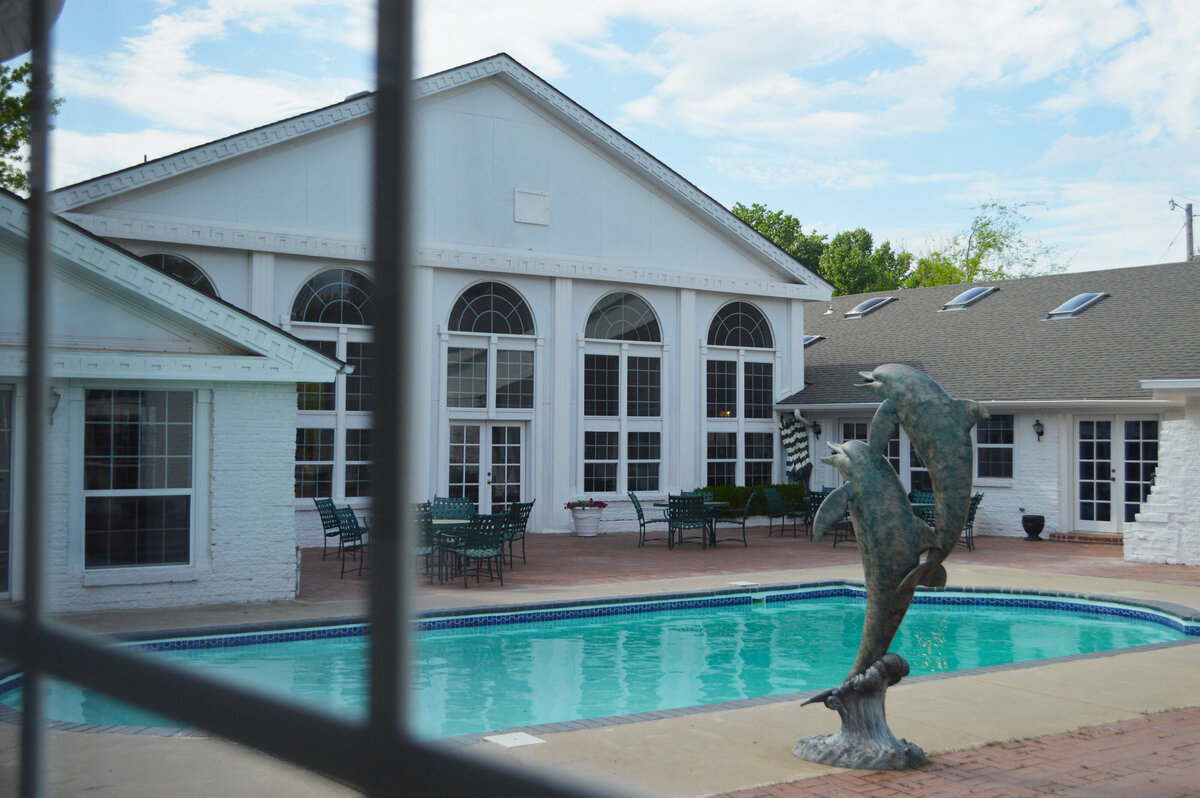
[4,529,1200,797]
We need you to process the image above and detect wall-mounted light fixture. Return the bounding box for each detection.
[811,421,822,438]
[48,385,61,424]
[1033,419,1044,441]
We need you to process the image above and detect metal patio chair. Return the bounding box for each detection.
[334,505,370,578]
[712,493,753,547]
[668,493,707,549]
[314,497,341,560]
[630,492,669,547]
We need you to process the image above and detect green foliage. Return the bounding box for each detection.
[699,483,808,516]
[0,62,62,193]
[903,201,1068,288]
[731,202,827,272]
[735,199,1067,296]
[818,229,912,295]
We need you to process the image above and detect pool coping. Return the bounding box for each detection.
[4,579,1199,740]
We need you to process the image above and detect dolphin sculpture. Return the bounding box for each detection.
[856,364,988,568]
[811,439,941,681]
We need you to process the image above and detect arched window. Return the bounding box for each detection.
[585,293,661,341]
[291,269,374,325]
[448,282,534,335]
[140,253,218,299]
[707,301,773,348]
[704,301,776,488]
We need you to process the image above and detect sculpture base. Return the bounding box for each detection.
[794,653,929,770]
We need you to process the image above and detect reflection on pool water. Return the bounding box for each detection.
[1,589,1194,739]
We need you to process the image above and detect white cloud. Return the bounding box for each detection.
[55,1,371,135]
[52,129,214,188]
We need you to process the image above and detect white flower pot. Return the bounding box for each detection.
[571,508,602,537]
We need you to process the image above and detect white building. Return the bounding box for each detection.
[0,189,342,608]
[785,263,1200,563]
[51,54,832,545]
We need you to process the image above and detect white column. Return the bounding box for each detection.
[410,265,435,502]
[249,251,275,322]
[676,289,696,492]
[548,277,574,531]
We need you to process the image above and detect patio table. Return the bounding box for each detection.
[655,500,729,547]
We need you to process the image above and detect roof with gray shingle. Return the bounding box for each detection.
[782,260,1200,406]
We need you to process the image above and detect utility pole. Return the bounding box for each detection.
[1169,199,1195,261]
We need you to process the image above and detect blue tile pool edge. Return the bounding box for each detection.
[3,580,1198,738]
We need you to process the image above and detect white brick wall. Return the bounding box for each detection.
[48,383,299,612]
[806,410,1064,540]
[1125,403,1200,565]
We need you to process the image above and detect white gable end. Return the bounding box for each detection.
[415,81,778,282]
[61,120,373,243]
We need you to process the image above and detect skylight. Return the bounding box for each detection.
[1048,292,1108,319]
[803,334,824,346]
[941,285,997,311]
[844,296,895,318]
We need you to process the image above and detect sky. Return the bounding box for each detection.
[44,0,1200,271]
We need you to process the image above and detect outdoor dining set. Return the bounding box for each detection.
[312,496,535,585]
[629,487,983,551]
[412,497,535,588]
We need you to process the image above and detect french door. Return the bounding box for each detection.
[447,422,524,513]
[1075,416,1158,534]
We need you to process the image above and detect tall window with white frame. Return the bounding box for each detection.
[976,414,1014,479]
[705,301,775,487]
[582,292,663,496]
[83,390,194,568]
[290,268,374,503]
[445,281,536,511]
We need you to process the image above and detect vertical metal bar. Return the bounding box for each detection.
[20,1,53,796]
[367,0,414,792]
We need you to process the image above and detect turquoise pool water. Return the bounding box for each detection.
[1,590,1192,739]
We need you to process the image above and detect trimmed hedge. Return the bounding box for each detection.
[695,483,809,515]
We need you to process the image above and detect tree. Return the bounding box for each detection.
[731,201,827,273]
[0,61,61,193]
[903,202,1068,288]
[818,229,912,295]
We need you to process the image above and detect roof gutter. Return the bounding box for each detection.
[777,398,1181,413]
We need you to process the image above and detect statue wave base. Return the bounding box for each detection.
[793,653,929,770]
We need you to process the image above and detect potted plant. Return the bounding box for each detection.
[565,498,607,537]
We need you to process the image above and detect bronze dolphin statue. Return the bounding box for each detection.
[856,364,988,567]
[811,439,941,681]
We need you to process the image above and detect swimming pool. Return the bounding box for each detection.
[2,584,1196,739]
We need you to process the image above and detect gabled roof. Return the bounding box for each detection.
[52,53,831,296]
[785,261,1200,406]
[0,190,344,382]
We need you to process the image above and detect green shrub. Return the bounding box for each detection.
[695,483,810,514]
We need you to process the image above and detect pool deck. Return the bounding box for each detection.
[5,528,1200,797]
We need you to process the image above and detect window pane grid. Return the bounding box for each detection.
[585,292,661,341]
[706,360,736,418]
[496,349,534,409]
[345,429,371,498]
[707,301,773,348]
[627,356,660,417]
[706,431,737,487]
[446,347,487,408]
[448,282,534,335]
[627,431,660,492]
[744,362,773,419]
[976,414,1014,479]
[83,390,194,569]
[584,354,619,416]
[584,430,619,493]
[297,340,337,411]
[295,428,334,498]
[346,342,374,412]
